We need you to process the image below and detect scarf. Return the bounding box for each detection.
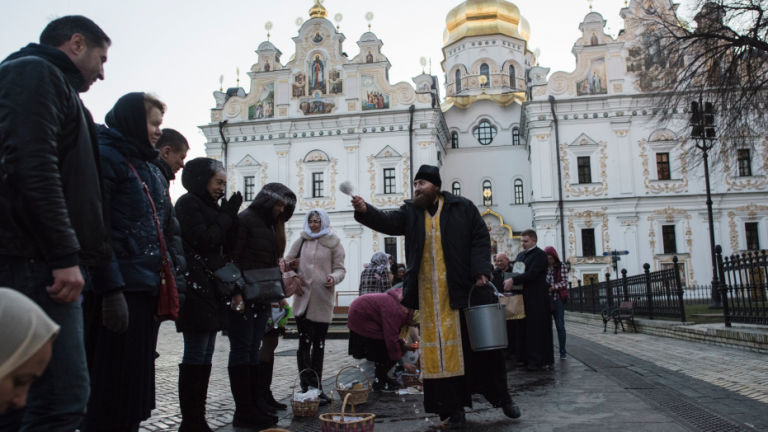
[302,208,332,238]
[105,92,159,161]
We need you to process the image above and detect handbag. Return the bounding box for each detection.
[213,262,244,298]
[242,267,286,303]
[499,294,525,320]
[126,162,179,322]
[281,239,305,298]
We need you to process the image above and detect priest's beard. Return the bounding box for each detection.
[413,187,440,210]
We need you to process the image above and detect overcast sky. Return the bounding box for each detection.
[2,0,651,197]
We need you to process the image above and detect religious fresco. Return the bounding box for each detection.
[576,58,607,96]
[292,84,306,98]
[308,54,326,93]
[329,80,343,95]
[299,93,336,115]
[248,83,274,119]
[418,82,431,93]
[329,70,340,81]
[312,32,324,43]
[366,51,374,63]
[294,73,306,85]
[362,77,389,110]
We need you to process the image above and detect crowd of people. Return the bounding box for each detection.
[0,15,568,432]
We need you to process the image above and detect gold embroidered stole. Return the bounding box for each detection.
[418,198,464,379]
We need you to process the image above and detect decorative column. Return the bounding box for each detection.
[343,135,360,209]
[274,142,291,185]
[535,133,553,199]
[611,120,633,194]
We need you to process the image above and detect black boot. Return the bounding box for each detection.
[310,345,329,405]
[227,365,275,429]
[249,365,279,422]
[260,361,287,410]
[296,349,312,392]
[178,364,213,432]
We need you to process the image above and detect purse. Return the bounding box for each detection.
[242,267,286,303]
[213,262,244,298]
[126,162,179,322]
[499,294,525,320]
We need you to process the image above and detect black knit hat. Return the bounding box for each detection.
[414,165,441,188]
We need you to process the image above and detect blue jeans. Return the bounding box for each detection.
[182,331,218,364]
[227,303,270,366]
[0,258,90,432]
[551,298,567,356]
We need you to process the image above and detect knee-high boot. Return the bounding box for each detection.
[260,361,287,410]
[227,365,275,428]
[296,349,312,392]
[178,364,213,432]
[249,364,279,421]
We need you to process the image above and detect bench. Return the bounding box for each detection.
[611,300,637,334]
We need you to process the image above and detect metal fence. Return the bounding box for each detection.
[565,256,687,322]
[716,246,768,326]
[681,285,713,305]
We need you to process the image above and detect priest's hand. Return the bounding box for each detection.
[475,275,489,286]
[504,278,514,292]
[351,196,367,213]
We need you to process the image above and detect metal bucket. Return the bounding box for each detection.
[463,282,508,352]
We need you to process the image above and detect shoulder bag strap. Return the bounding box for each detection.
[126,161,169,264]
[293,239,306,274]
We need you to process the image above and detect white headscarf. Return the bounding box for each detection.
[303,209,332,239]
[0,288,60,381]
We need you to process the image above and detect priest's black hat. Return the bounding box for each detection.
[414,165,442,188]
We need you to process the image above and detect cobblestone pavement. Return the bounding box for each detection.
[566,321,768,405]
[139,322,365,431]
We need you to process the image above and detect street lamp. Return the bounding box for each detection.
[690,99,722,309]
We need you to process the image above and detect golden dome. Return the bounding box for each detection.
[309,0,327,19]
[444,0,529,46]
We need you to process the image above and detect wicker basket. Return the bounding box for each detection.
[290,369,322,418]
[401,373,422,388]
[320,394,376,432]
[335,365,371,406]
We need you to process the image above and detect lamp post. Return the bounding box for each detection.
[690,99,722,309]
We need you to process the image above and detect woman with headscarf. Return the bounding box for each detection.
[545,246,569,360]
[391,264,406,287]
[359,252,392,295]
[228,183,296,429]
[174,157,242,431]
[285,209,346,405]
[0,289,59,415]
[347,287,417,392]
[82,92,176,432]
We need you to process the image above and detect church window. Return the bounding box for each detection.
[581,229,596,257]
[512,128,520,145]
[385,237,398,262]
[452,182,461,196]
[656,153,671,180]
[312,172,324,198]
[662,225,677,254]
[455,69,462,93]
[473,121,497,145]
[451,132,459,148]
[483,180,493,205]
[480,63,490,88]
[384,168,396,194]
[577,157,592,184]
[244,176,255,201]
[746,223,760,250]
[509,65,516,88]
[514,179,524,204]
[738,149,752,177]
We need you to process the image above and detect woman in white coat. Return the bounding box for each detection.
[285,209,345,405]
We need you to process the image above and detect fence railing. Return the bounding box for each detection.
[716,246,768,327]
[565,256,687,322]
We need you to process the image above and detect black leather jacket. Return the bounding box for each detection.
[0,44,111,268]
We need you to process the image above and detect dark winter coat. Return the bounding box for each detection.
[491,263,514,292]
[0,43,111,269]
[150,157,187,306]
[92,122,166,295]
[175,158,237,332]
[231,183,296,272]
[513,246,554,367]
[354,191,492,310]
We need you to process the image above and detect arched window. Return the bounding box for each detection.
[509,65,516,88]
[451,132,459,149]
[452,182,461,196]
[455,69,462,93]
[480,63,490,88]
[514,179,524,204]
[483,180,493,205]
[512,127,520,145]
[473,120,497,145]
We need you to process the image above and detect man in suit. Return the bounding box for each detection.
[504,230,554,371]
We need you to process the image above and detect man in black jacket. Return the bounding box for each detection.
[504,230,555,371]
[0,16,111,431]
[491,253,517,365]
[351,165,520,429]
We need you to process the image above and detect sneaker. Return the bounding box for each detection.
[560,353,567,360]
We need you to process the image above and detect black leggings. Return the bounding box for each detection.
[295,315,329,390]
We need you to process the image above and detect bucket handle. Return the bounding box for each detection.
[467,281,501,308]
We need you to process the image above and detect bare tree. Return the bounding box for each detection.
[625,0,768,164]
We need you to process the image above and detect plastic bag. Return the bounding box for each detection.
[293,387,321,402]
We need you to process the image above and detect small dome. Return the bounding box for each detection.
[444,0,528,46]
[360,32,378,42]
[258,41,276,51]
[518,15,530,41]
[309,0,328,19]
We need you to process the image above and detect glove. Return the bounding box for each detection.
[221,192,243,219]
[102,291,129,333]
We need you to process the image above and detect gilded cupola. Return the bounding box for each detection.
[309,0,328,19]
[444,0,531,46]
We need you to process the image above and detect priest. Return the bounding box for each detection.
[351,165,521,429]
